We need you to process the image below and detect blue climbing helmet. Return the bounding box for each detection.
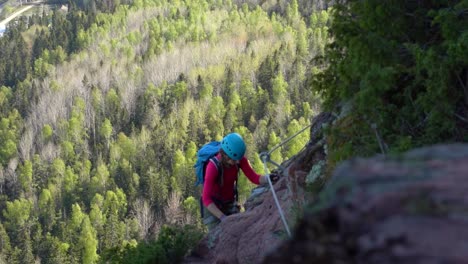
[221,133,246,161]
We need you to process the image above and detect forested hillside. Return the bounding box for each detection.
[0,0,328,262]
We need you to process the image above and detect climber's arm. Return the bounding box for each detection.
[205,203,226,220]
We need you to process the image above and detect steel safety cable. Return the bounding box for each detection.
[260,123,312,238]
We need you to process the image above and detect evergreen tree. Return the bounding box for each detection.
[89,194,105,251]
[78,216,99,264]
[100,118,113,151]
[0,110,20,167]
[0,223,12,262]
[257,54,279,96]
[38,188,56,232]
[2,198,32,245]
[89,162,110,197]
[18,160,33,197]
[37,234,70,264]
[16,229,34,264]
[315,0,468,161]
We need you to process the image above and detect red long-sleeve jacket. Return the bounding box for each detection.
[202,153,261,207]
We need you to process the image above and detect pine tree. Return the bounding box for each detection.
[38,189,56,232]
[0,223,12,262]
[78,216,99,264]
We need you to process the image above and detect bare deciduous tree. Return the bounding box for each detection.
[6,158,18,185]
[133,198,156,241]
[39,142,60,163]
[18,128,33,162]
[164,191,184,225]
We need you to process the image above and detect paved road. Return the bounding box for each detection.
[0,5,33,27]
[0,1,44,29]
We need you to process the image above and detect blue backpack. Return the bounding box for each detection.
[194,141,223,186]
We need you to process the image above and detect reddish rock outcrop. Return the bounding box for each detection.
[184,178,293,264]
[263,144,468,263]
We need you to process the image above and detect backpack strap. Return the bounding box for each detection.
[210,156,239,196]
[209,157,223,186]
[234,166,239,203]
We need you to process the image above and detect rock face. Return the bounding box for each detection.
[263,144,468,263]
[183,180,290,264]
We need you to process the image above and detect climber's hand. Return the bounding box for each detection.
[268,172,280,184]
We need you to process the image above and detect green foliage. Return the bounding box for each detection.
[70,204,85,230]
[103,189,127,219]
[89,195,105,232]
[42,124,53,142]
[100,119,113,141]
[89,170,106,196]
[0,223,12,261]
[141,167,169,209]
[101,190,128,250]
[3,198,32,231]
[78,216,99,264]
[0,86,12,115]
[111,132,137,163]
[18,160,33,195]
[285,118,309,159]
[38,188,56,232]
[61,140,75,163]
[172,149,192,195]
[63,166,79,206]
[0,26,30,87]
[286,0,300,23]
[267,132,283,168]
[315,0,468,163]
[36,233,70,264]
[183,196,199,218]
[0,110,21,166]
[103,224,203,264]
